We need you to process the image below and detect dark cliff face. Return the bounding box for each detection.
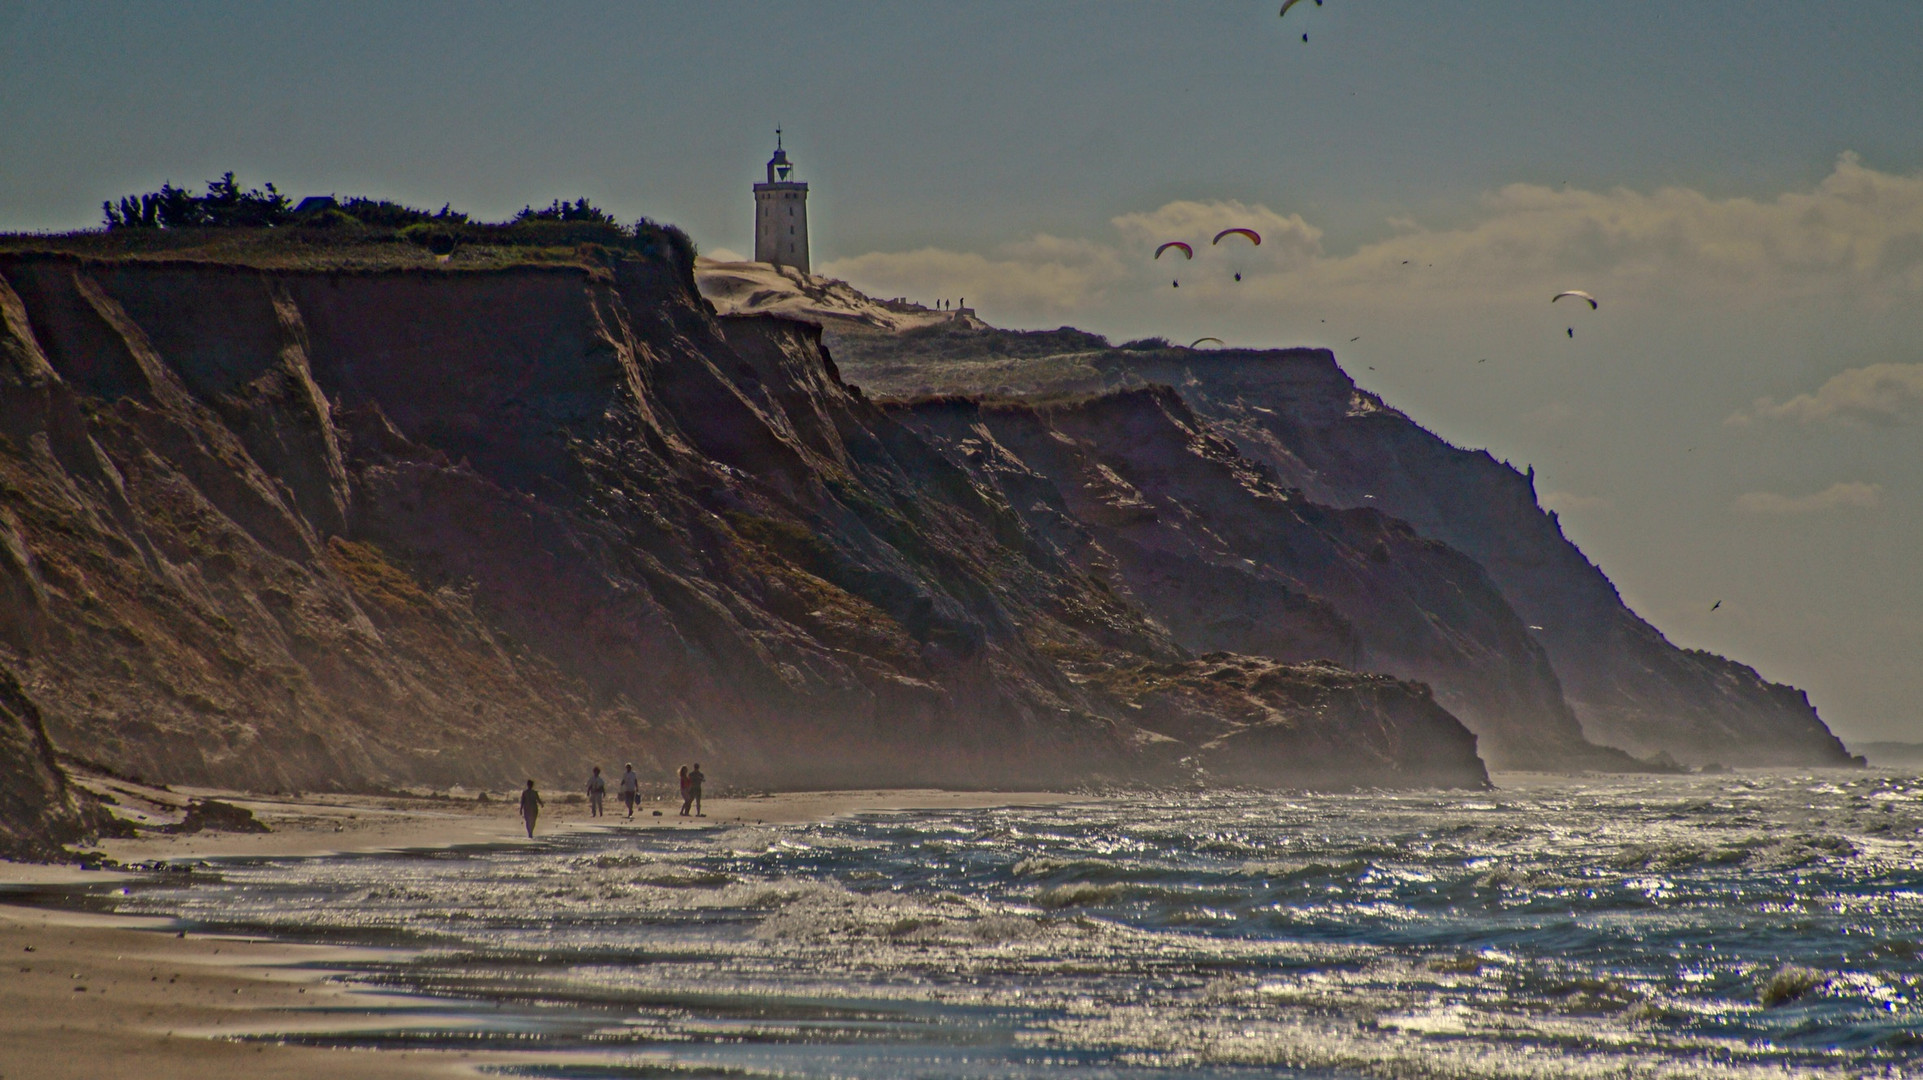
[0,252,1489,810]
[891,389,1628,771]
[1077,349,1852,767]
[0,669,105,858]
[829,324,1851,768]
[1079,654,1487,790]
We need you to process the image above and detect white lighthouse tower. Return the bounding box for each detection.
[753,129,810,272]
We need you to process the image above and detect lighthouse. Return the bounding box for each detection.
[753,130,810,272]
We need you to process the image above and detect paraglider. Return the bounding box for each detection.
[1280,1,1319,41]
[1154,241,1193,260]
[1190,337,1224,348]
[1555,290,1595,337]
[1212,229,1260,282]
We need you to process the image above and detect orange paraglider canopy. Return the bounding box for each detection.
[1154,241,1194,260]
[1212,228,1262,246]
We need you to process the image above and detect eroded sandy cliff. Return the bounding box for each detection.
[823,320,1850,769]
[0,249,1490,824]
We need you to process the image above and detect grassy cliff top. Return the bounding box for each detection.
[0,224,665,273]
[4,176,693,273]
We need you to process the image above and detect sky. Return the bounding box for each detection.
[4,1,1921,743]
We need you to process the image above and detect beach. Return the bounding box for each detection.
[0,785,1075,1080]
[4,771,1916,1079]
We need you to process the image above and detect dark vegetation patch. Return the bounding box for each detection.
[5,172,696,276]
[167,798,269,835]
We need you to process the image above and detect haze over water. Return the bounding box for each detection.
[70,772,1923,1078]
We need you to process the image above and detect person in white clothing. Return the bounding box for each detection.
[618,762,641,819]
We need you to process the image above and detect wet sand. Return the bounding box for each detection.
[0,785,1075,1079]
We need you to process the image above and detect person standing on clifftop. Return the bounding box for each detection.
[587,766,606,818]
[520,779,543,838]
[619,763,640,819]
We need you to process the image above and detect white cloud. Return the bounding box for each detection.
[1109,199,1324,266]
[1434,153,1922,294]
[823,154,1923,322]
[1732,481,1882,515]
[821,235,1125,319]
[1736,363,1923,427]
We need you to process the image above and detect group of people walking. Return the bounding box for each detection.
[517,762,705,838]
[676,764,705,817]
[584,763,646,820]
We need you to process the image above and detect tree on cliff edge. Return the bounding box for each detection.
[515,198,618,226]
[103,172,293,229]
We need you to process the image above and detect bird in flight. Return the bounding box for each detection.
[1710,600,1722,612]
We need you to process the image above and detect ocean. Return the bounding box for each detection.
[40,771,1923,1078]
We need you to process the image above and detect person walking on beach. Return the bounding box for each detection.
[619,763,640,819]
[587,766,606,818]
[677,765,692,817]
[519,779,543,838]
[688,763,706,818]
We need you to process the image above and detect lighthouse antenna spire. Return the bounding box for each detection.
[775,125,782,151]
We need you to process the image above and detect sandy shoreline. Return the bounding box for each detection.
[0,785,1078,1079]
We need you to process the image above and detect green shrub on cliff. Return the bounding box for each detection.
[336,197,469,229]
[104,172,293,229]
[58,174,700,275]
[515,198,618,226]
[100,175,631,241]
